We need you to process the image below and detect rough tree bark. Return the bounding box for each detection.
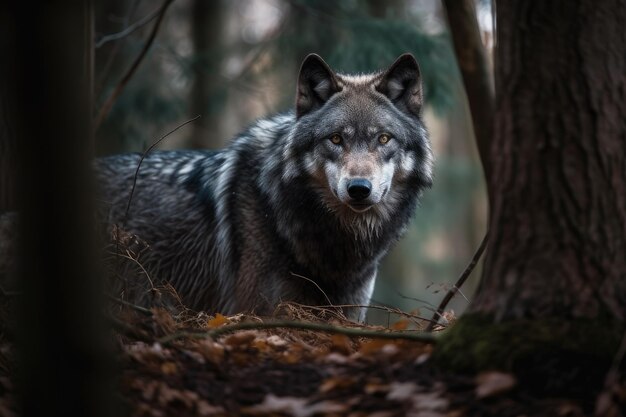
[437,0,626,384]
[189,0,226,149]
[0,12,16,211]
[477,0,626,321]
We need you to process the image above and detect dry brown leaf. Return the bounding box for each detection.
[319,376,356,393]
[156,383,201,409]
[280,342,306,364]
[475,371,517,399]
[411,392,449,416]
[196,400,226,416]
[359,339,392,356]
[160,361,178,375]
[364,381,389,395]
[265,335,288,348]
[195,340,225,365]
[224,331,257,347]
[391,319,409,330]
[386,382,419,401]
[330,334,352,355]
[207,313,228,329]
[242,394,347,417]
[131,379,159,401]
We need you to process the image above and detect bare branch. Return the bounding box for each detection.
[94,0,176,131]
[96,5,162,48]
[425,231,489,332]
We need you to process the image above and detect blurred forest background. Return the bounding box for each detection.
[94,0,491,323]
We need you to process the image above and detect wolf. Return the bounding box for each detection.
[96,53,433,321]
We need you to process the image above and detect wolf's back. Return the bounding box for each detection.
[95,149,234,310]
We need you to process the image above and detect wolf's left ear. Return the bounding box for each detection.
[296,54,341,118]
[376,54,423,116]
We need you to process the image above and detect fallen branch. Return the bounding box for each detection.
[426,231,489,332]
[157,320,438,345]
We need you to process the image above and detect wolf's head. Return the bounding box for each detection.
[286,54,433,232]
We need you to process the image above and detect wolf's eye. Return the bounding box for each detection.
[329,134,342,145]
[378,134,391,144]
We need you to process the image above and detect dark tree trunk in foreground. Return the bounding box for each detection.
[0,14,16,211]
[437,0,626,387]
[475,0,626,321]
[0,93,15,211]
[11,1,111,416]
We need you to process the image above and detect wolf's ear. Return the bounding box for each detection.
[376,54,423,116]
[296,54,341,118]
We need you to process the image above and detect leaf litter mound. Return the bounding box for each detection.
[1,295,623,417]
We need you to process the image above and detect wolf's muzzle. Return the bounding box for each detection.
[347,178,372,201]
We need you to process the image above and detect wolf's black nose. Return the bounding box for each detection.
[347,179,372,201]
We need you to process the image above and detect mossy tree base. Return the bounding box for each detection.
[433,314,625,397]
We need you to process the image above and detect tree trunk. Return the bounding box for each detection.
[0,14,16,211]
[436,0,626,388]
[442,0,494,182]
[11,1,112,416]
[474,0,626,321]
[188,0,226,149]
[0,90,16,212]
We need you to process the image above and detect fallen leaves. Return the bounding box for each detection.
[242,394,347,417]
[111,308,441,416]
[1,302,611,417]
[474,372,517,399]
[207,313,228,329]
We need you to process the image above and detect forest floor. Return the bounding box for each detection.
[2,297,623,417]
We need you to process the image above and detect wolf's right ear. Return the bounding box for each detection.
[296,54,341,118]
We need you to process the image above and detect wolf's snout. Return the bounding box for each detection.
[347,179,372,201]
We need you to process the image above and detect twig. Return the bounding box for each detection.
[395,292,438,309]
[426,231,490,332]
[105,294,153,316]
[124,115,200,218]
[289,272,333,306]
[157,320,438,345]
[312,303,440,325]
[95,0,142,98]
[94,0,176,130]
[96,5,163,48]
